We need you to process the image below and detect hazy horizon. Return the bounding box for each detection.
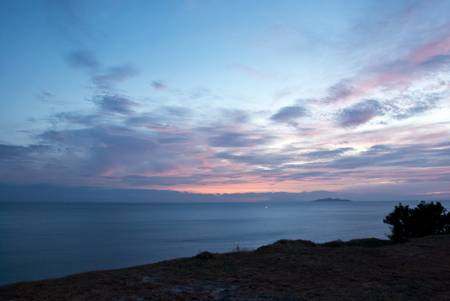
[1,183,449,203]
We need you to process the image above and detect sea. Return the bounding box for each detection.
[1,200,449,285]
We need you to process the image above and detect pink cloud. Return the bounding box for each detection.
[326,31,450,104]
[408,33,450,64]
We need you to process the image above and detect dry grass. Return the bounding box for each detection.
[1,235,450,301]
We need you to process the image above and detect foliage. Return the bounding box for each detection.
[321,238,392,248]
[384,201,450,242]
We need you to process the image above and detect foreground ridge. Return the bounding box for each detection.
[1,235,450,301]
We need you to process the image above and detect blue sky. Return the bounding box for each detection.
[1,0,450,199]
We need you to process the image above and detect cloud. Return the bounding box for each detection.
[219,109,250,124]
[64,49,138,91]
[52,111,98,125]
[324,143,450,170]
[5,0,450,196]
[418,54,450,71]
[408,33,450,64]
[322,80,355,103]
[319,30,450,106]
[278,170,330,180]
[66,50,99,71]
[123,107,192,130]
[161,106,190,117]
[386,93,442,120]
[123,175,202,186]
[0,144,51,184]
[151,80,168,91]
[304,147,353,159]
[337,99,382,127]
[36,91,56,103]
[215,151,290,167]
[93,94,137,115]
[20,97,213,186]
[208,130,273,148]
[92,64,138,89]
[0,144,48,160]
[37,125,197,177]
[157,134,190,144]
[271,105,306,123]
[49,94,142,127]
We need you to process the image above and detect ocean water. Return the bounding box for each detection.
[1,200,448,285]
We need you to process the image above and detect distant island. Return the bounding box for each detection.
[312,197,352,203]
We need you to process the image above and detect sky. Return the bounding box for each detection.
[0,0,450,199]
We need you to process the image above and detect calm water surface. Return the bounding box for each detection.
[1,200,448,285]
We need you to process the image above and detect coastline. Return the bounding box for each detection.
[1,235,449,301]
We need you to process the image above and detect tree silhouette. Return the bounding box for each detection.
[384,201,449,242]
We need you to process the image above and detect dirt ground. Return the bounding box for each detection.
[1,235,450,301]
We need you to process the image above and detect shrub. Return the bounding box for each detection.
[384,201,449,242]
[195,251,214,259]
[321,238,392,248]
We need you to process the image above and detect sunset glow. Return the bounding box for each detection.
[1,0,450,200]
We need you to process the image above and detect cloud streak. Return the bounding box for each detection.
[271,105,306,123]
[336,100,382,127]
[1,1,450,198]
[66,50,99,71]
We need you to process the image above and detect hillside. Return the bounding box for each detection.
[1,235,450,300]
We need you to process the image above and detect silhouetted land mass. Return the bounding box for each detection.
[312,197,352,203]
[1,235,450,301]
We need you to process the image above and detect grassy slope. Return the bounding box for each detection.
[1,235,450,301]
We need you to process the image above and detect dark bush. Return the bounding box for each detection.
[195,251,214,259]
[321,238,392,248]
[384,201,450,242]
